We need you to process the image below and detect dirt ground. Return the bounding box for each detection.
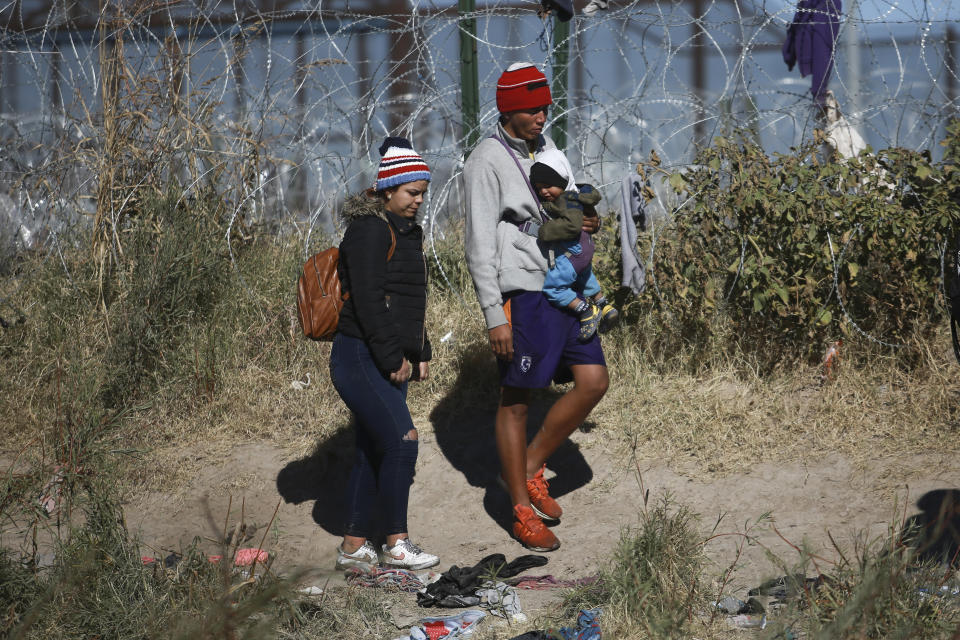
[120,407,960,634]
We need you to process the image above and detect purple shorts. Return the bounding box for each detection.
[498,290,606,389]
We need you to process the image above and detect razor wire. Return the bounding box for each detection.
[1,0,959,341]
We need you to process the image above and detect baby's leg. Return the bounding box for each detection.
[543,257,581,312]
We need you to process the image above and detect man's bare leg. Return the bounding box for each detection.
[496,386,532,507]
[526,364,608,476]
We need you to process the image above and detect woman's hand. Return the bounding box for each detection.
[582,214,601,234]
[389,358,412,384]
[417,361,429,382]
[489,324,513,361]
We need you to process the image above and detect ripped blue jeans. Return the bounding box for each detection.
[330,333,419,538]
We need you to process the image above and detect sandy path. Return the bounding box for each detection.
[123,421,960,629]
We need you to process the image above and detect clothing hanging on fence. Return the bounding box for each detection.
[619,174,648,295]
[782,0,842,104]
[822,91,866,159]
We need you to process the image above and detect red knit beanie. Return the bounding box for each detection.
[496,63,552,114]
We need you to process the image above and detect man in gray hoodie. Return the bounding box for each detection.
[463,63,609,552]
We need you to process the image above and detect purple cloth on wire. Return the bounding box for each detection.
[782,0,842,103]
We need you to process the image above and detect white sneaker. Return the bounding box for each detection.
[381,539,439,570]
[581,0,608,16]
[335,541,378,570]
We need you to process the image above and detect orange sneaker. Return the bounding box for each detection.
[513,504,561,552]
[526,465,563,522]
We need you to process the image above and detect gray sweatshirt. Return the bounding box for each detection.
[464,123,556,329]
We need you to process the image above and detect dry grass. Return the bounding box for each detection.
[3,232,959,494]
[595,334,960,474]
[1,214,958,638]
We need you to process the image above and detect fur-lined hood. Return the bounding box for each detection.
[338,190,388,226]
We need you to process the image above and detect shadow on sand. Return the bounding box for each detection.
[428,342,596,535]
[275,342,598,539]
[275,423,355,537]
[901,488,960,567]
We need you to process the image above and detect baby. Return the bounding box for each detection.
[529,149,618,341]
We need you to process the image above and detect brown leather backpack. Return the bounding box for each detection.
[296,226,396,340]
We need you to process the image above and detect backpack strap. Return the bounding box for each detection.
[386,224,396,261]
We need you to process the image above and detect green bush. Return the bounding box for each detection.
[100,189,233,408]
[634,120,960,365]
[562,496,705,637]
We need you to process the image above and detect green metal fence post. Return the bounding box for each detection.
[551,18,570,151]
[459,0,480,151]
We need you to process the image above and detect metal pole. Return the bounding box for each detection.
[844,0,861,124]
[691,0,706,148]
[948,25,957,114]
[551,17,570,151]
[458,0,479,150]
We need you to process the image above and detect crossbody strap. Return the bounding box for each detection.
[491,134,547,224]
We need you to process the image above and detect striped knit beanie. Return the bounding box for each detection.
[375,137,431,191]
[496,63,552,114]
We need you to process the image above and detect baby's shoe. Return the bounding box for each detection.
[578,304,602,342]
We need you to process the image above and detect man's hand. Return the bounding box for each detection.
[582,214,601,234]
[488,324,514,361]
[417,361,429,382]
[389,358,412,384]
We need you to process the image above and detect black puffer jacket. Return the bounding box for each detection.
[336,192,431,374]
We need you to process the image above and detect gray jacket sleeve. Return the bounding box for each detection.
[464,154,508,329]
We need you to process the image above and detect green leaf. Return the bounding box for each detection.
[816,309,832,325]
[847,263,859,279]
[669,172,687,192]
[773,285,789,305]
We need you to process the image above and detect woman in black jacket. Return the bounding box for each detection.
[330,137,438,571]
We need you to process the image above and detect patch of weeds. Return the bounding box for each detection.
[773,545,960,639]
[101,189,231,409]
[3,478,306,640]
[0,549,43,635]
[277,586,397,640]
[562,495,705,637]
